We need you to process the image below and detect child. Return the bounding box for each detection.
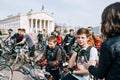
[67,28,98,80]
[37,35,62,80]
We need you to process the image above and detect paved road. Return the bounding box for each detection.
[13,71,26,80]
[12,53,43,80]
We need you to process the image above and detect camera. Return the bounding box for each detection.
[78,49,87,56]
[77,49,88,62]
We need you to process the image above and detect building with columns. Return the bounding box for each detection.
[0,10,55,34]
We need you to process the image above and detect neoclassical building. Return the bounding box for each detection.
[0,10,55,34]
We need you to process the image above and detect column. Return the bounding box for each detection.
[49,21,54,34]
[29,19,31,33]
[44,20,46,29]
[51,21,55,32]
[47,20,50,34]
[39,20,42,31]
[35,19,38,33]
[31,18,33,33]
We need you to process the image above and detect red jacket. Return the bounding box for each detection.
[57,35,62,45]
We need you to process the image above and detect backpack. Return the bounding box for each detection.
[76,46,92,63]
[59,45,69,62]
[46,45,68,64]
[76,46,99,80]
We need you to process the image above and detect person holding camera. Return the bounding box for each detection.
[67,28,98,80]
[84,2,120,80]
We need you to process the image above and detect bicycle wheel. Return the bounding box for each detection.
[4,52,17,66]
[0,64,13,80]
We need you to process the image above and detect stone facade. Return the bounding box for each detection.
[0,11,54,34]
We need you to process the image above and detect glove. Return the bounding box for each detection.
[41,61,47,66]
[39,59,43,63]
[36,59,43,66]
[68,68,74,74]
[63,68,69,73]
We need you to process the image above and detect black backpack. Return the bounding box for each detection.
[76,46,93,63]
[46,45,68,63]
[59,45,69,62]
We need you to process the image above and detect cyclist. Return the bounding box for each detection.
[62,29,75,57]
[11,28,24,46]
[37,31,43,44]
[16,28,35,60]
[67,28,98,80]
[4,29,14,45]
[36,35,62,80]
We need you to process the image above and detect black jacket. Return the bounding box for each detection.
[88,35,120,80]
[37,33,43,41]
[41,45,61,69]
[62,34,75,46]
[11,33,24,46]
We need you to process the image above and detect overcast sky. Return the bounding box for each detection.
[0,0,119,27]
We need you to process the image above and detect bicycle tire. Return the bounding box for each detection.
[3,52,17,66]
[0,64,13,80]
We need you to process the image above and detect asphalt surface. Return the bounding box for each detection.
[13,71,26,80]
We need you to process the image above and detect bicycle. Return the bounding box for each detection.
[2,42,29,68]
[17,61,53,80]
[0,63,13,80]
[0,48,13,80]
[35,42,45,53]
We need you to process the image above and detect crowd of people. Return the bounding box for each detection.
[0,2,120,80]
